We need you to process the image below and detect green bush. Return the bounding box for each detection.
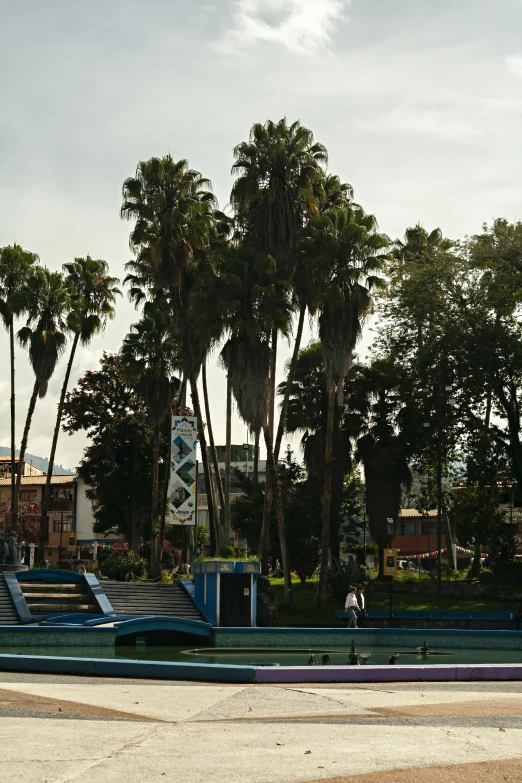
[218,544,236,559]
[101,550,147,581]
[328,555,365,602]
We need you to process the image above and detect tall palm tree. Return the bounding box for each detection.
[231,118,327,572]
[394,224,452,263]
[39,256,120,560]
[274,174,354,463]
[300,205,390,609]
[121,305,180,575]
[0,245,38,518]
[13,268,69,528]
[217,245,294,604]
[121,155,221,553]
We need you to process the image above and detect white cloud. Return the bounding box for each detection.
[505,53,522,79]
[219,0,350,54]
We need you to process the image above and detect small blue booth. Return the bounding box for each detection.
[191,560,260,627]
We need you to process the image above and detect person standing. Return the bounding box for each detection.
[356,586,366,627]
[345,586,360,628]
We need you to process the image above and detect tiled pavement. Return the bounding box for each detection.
[0,674,521,782]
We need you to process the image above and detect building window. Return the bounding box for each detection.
[20,490,37,501]
[421,520,437,535]
[53,519,73,533]
[398,520,416,536]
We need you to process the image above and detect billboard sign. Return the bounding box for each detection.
[169,415,197,526]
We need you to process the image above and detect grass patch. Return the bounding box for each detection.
[272,580,342,627]
[270,576,506,625]
[367,591,505,612]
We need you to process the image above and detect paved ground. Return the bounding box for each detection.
[0,673,522,782]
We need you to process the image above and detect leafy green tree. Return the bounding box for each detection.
[13,268,69,527]
[299,205,389,608]
[0,245,39,518]
[40,257,120,559]
[63,353,163,550]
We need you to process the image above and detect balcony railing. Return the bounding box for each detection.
[48,500,74,513]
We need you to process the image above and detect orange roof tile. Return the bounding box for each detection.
[0,475,76,486]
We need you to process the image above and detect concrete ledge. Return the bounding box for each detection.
[0,625,115,647]
[254,663,522,683]
[0,653,256,683]
[214,627,522,650]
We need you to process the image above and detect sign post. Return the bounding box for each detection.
[66,532,77,553]
[168,416,197,527]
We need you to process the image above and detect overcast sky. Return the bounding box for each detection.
[1,0,522,470]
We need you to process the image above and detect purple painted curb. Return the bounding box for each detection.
[254,663,522,683]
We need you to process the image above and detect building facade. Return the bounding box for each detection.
[0,472,76,564]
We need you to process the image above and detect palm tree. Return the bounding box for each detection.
[121,155,221,553]
[0,245,38,518]
[346,360,413,574]
[13,268,69,528]
[231,118,327,571]
[300,205,390,609]
[217,244,294,604]
[121,305,180,575]
[280,340,352,556]
[39,256,120,560]
[274,174,354,463]
[395,224,452,263]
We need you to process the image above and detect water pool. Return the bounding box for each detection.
[2,644,522,667]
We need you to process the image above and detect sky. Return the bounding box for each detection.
[1,0,522,471]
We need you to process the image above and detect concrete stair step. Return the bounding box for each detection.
[21,592,87,600]
[27,603,96,613]
[22,584,85,591]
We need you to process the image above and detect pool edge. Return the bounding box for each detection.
[254,663,522,683]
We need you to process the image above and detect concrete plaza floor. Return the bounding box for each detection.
[0,673,522,782]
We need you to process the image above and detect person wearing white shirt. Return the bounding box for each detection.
[344,586,360,628]
[356,586,366,627]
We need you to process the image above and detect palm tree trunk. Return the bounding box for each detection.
[202,362,225,531]
[189,372,219,555]
[274,302,306,461]
[13,380,39,530]
[39,333,80,563]
[263,422,292,606]
[260,327,278,573]
[9,316,16,526]
[253,431,259,484]
[224,373,232,542]
[158,410,172,567]
[318,382,335,611]
[150,424,161,576]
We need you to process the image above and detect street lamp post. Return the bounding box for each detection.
[57,489,67,566]
[424,381,453,594]
[387,517,394,625]
[362,493,367,564]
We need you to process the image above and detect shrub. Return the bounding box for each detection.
[101,550,147,581]
[139,540,181,571]
[219,544,236,559]
[328,555,365,602]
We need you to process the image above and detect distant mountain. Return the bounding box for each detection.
[0,447,74,475]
